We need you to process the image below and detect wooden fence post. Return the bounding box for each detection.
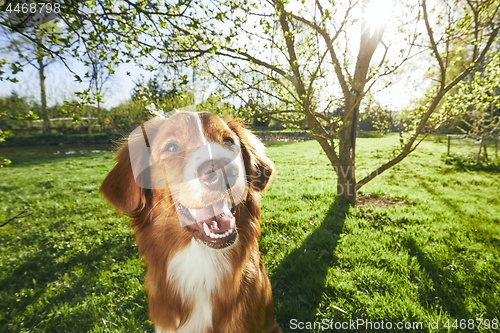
[447,135,451,157]
[477,136,483,161]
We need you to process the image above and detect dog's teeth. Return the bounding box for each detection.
[230,217,235,229]
[202,221,235,239]
[213,221,219,230]
[203,223,210,237]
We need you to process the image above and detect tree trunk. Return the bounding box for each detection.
[334,0,386,206]
[336,156,356,206]
[37,52,49,134]
[336,91,359,206]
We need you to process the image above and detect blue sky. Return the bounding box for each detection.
[0,57,152,109]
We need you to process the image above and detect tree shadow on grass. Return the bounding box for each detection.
[271,197,349,331]
[401,236,470,319]
[403,177,499,319]
[0,226,149,333]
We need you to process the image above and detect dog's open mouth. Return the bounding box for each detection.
[175,200,237,249]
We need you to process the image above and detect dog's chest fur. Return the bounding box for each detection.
[161,238,232,332]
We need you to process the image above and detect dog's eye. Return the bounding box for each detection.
[165,143,180,153]
[223,138,235,146]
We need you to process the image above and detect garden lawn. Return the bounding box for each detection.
[1,135,499,332]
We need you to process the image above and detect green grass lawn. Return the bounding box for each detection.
[1,136,499,332]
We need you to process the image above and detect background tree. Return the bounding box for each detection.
[358,99,394,133]
[443,49,500,160]
[0,92,39,166]
[75,48,115,133]
[157,0,499,205]
[132,75,194,113]
[2,23,62,133]
[0,0,135,112]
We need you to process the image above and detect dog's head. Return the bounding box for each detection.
[100,111,274,249]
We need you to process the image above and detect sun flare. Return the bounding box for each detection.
[363,0,393,36]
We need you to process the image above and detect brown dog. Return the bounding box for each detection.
[100,111,281,332]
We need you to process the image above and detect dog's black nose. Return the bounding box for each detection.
[197,159,239,190]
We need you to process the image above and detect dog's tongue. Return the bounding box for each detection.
[190,201,234,233]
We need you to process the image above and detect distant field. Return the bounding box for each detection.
[1,136,499,332]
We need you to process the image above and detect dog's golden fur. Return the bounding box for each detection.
[101,112,281,332]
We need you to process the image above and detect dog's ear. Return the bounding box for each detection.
[225,117,274,191]
[100,142,145,214]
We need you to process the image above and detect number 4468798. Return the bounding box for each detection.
[444,319,498,330]
[5,2,61,14]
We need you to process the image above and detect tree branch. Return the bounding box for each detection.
[0,210,31,228]
[289,3,353,99]
[358,22,499,189]
[422,0,446,90]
